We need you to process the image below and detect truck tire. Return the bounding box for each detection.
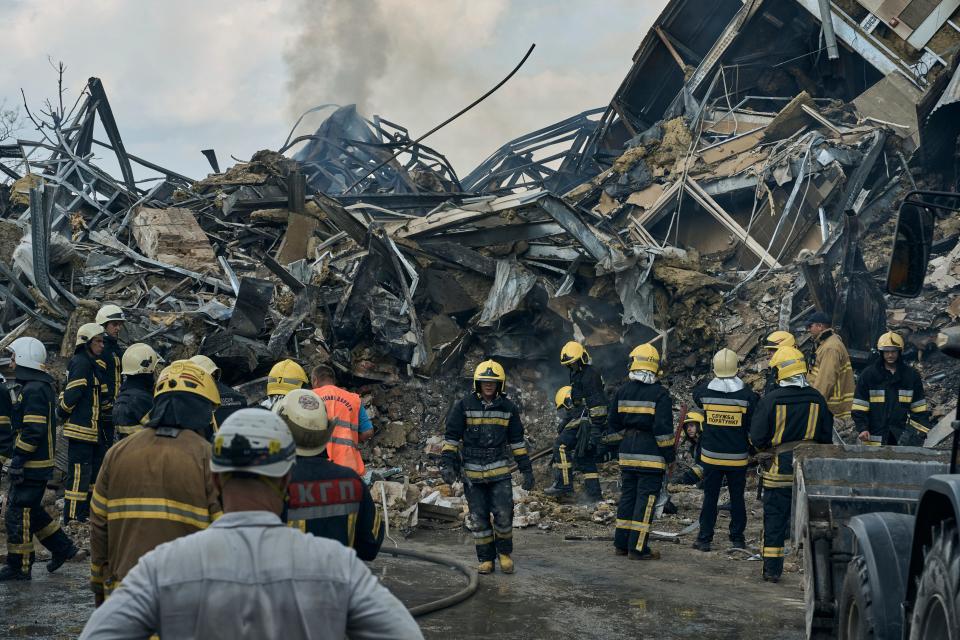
[839,555,877,639]
[909,519,960,640]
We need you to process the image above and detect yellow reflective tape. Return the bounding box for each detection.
[773,405,786,446]
[105,511,210,529]
[615,519,649,532]
[474,535,494,545]
[701,453,748,467]
[464,467,510,480]
[105,497,211,517]
[762,546,785,558]
[909,419,929,434]
[582,472,600,480]
[618,406,655,415]
[465,417,509,426]
[35,520,61,541]
[511,447,528,456]
[618,458,666,470]
[804,402,819,440]
[15,438,38,452]
[22,415,47,424]
[636,494,656,551]
[911,403,928,414]
[65,379,88,390]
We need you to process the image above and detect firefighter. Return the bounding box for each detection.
[189,355,248,438]
[0,347,13,487]
[95,305,125,446]
[763,331,796,392]
[113,344,161,440]
[691,348,758,552]
[545,385,582,500]
[440,360,533,574]
[750,346,833,582]
[311,364,370,476]
[60,322,109,525]
[555,341,605,501]
[852,331,931,447]
[277,389,384,560]
[260,359,308,410]
[807,312,854,424]
[671,411,704,486]
[1,337,79,581]
[90,360,222,605]
[605,344,674,560]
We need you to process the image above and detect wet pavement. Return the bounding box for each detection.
[0,529,806,638]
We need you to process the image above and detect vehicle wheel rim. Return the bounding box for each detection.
[920,595,949,640]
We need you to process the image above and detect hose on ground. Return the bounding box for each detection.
[380,547,479,617]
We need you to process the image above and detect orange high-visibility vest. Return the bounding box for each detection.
[314,385,365,476]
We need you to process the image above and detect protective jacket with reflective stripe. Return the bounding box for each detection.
[112,375,153,438]
[314,385,365,476]
[570,364,607,425]
[606,380,675,473]
[441,392,531,484]
[285,455,383,561]
[0,375,13,461]
[10,367,57,480]
[851,359,930,445]
[692,382,759,468]
[810,330,854,417]
[749,385,833,488]
[89,426,221,595]
[100,335,122,411]
[60,349,106,442]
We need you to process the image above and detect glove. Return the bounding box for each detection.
[440,465,457,485]
[521,470,535,491]
[8,457,24,486]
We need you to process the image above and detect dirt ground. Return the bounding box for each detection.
[0,483,805,639]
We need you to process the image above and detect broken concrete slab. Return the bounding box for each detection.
[131,206,220,274]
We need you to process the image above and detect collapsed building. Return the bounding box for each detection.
[1,0,959,530]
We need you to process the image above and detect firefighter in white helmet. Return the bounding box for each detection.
[80,408,422,639]
[95,305,125,443]
[276,389,384,560]
[113,344,162,440]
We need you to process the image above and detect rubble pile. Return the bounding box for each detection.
[1,0,960,536]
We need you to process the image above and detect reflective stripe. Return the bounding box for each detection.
[909,419,929,434]
[100,497,213,529]
[851,399,870,411]
[772,405,787,446]
[636,494,656,551]
[804,403,819,440]
[22,415,47,424]
[35,520,61,541]
[618,400,655,415]
[898,389,913,402]
[655,433,674,447]
[618,453,666,470]
[762,546,785,558]
[287,502,360,522]
[911,402,928,414]
[14,437,37,452]
[588,406,608,417]
[465,417,509,426]
[701,397,751,408]
[329,436,358,448]
[615,518,650,532]
[558,445,571,485]
[65,379,88,390]
[700,449,748,460]
[582,472,599,480]
[329,417,359,431]
[464,410,511,420]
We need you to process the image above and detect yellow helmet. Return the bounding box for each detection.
[877,331,904,351]
[684,409,704,425]
[764,330,796,350]
[712,348,739,378]
[560,341,590,367]
[76,323,105,347]
[555,385,573,410]
[769,346,807,381]
[629,343,660,373]
[474,359,506,394]
[122,343,162,376]
[154,360,221,406]
[266,359,308,396]
[188,354,221,379]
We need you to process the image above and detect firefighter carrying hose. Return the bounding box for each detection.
[852,331,931,446]
[441,360,533,574]
[112,343,162,440]
[545,341,605,501]
[605,344,674,560]
[750,346,833,583]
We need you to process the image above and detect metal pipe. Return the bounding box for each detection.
[818,0,840,60]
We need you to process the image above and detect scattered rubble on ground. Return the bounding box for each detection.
[2,0,960,544]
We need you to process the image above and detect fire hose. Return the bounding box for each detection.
[379,547,479,617]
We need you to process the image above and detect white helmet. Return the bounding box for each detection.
[10,337,47,371]
[122,343,162,376]
[211,408,296,478]
[96,304,126,325]
[273,389,330,456]
[188,354,221,379]
[76,323,106,347]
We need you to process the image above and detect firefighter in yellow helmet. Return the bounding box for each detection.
[750,347,832,582]
[672,410,704,485]
[762,331,796,392]
[605,344,674,560]
[546,385,584,501]
[852,331,930,447]
[89,360,222,606]
[189,355,248,439]
[113,344,162,440]
[548,341,606,501]
[440,360,532,574]
[260,359,308,410]
[690,348,759,552]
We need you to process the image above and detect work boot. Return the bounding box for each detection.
[0,565,31,581]
[629,549,661,561]
[662,499,678,515]
[730,538,746,550]
[498,554,515,574]
[691,539,711,552]
[614,547,628,556]
[47,543,79,574]
[544,484,573,498]
[762,572,781,584]
[478,561,495,575]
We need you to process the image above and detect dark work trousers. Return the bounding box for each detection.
[463,478,514,562]
[762,486,792,577]
[551,428,601,499]
[5,480,74,573]
[64,439,101,524]
[614,470,663,554]
[697,465,747,544]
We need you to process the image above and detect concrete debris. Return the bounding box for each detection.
[1,0,960,548]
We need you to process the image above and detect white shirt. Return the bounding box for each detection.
[79,511,422,640]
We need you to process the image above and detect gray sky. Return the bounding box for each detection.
[0,0,669,182]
